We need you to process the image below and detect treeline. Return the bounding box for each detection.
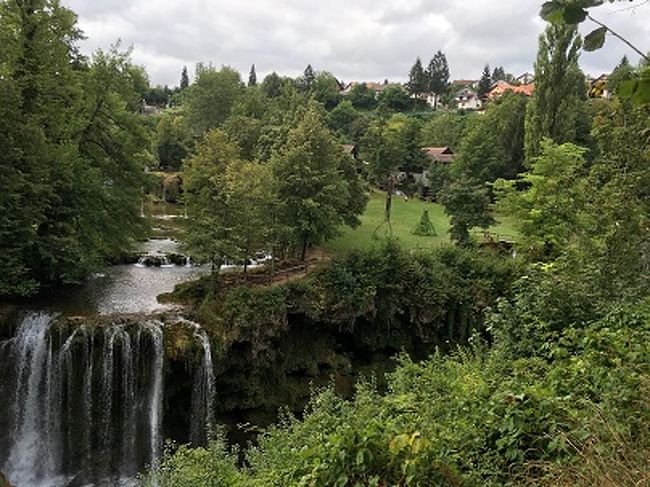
[0,1,151,296]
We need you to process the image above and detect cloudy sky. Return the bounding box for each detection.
[62,0,650,87]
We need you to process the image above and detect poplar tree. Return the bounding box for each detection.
[180,66,190,90]
[524,23,586,160]
[426,51,450,109]
[248,64,257,87]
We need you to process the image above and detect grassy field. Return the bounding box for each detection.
[323,191,518,254]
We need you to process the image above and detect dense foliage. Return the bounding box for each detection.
[0,1,148,296]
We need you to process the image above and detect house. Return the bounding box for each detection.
[454,87,482,110]
[341,80,392,98]
[341,143,360,160]
[488,81,535,99]
[423,146,455,164]
[516,72,534,85]
[588,74,610,99]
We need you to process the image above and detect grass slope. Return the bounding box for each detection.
[324,191,518,254]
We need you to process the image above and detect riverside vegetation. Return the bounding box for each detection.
[0,0,648,486]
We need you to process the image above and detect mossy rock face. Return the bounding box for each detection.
[0,305,20,341]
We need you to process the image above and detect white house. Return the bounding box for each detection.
[454,87,482,110]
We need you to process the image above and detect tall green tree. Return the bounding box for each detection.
[477,65,493,100]
[302,64,316,90]
[425,51,450,109]
[0,1,148,295]
[524,23,586,159]
[406,57,427,99]
[495,140,591,259]
[155,113,192,170]
[183,130,243,269]
[185,65,243,134]
[261,72,283,98]
[454,91,528,184]
[223,160,272,273]
[377,85,412,111]
[180,66,189,90]
[419,112,478,149]
[272,105,366,259]
[362,115,425,229]
[248,64,257,87]
[440,177,494,246]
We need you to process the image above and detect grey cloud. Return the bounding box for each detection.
[63,0,649,86]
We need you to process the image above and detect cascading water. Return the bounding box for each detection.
[0,313,215,486]
[183,320,216,445]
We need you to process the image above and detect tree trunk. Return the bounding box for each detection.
[301,237,308,261]
[385,176,395,224]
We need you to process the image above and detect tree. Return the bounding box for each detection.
[349,83,377,110]
[524,23,586,159]
[495,140,590,259]
[183,130,243,269]
[224,160,272,274]
[185,65,243,134]
[420,112,478,149]
[261,72,283,98]
[440,178,494,246]
[271,105,365,259]
[406,57,427,99]
[248,64,257,87]
[327,99,360,139]
[425,51,450,109]
[0,0,148,295]
[377,84,412,111]
[492,66,506,82]
[180,66,189,90]
[412,210,437,236]
[362,115,426,230]
[454,91,528,184]
[311,72,342,109]
[477,65,493,100]
[222,114,262,161]
[302,64,316,90]
[155,113,193,170]
[607,55,634,93]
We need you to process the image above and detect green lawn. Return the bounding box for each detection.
[323,191,518,254]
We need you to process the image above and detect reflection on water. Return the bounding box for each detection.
[22,236,207,316]
[28,262,208,316]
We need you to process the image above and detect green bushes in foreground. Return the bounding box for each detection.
[145,243,649,485]
[144,300,648,486]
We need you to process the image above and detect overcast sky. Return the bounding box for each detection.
[61,0,650,87]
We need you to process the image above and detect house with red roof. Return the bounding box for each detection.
[488,81,535,99]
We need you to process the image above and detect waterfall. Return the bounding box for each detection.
[184,320,216,445]
[144,320,164,469]
[5,313,59,485]
[0,312,215,485]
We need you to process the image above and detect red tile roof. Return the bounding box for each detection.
[488,81,535,98]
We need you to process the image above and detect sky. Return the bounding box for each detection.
[61,0,650,87]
